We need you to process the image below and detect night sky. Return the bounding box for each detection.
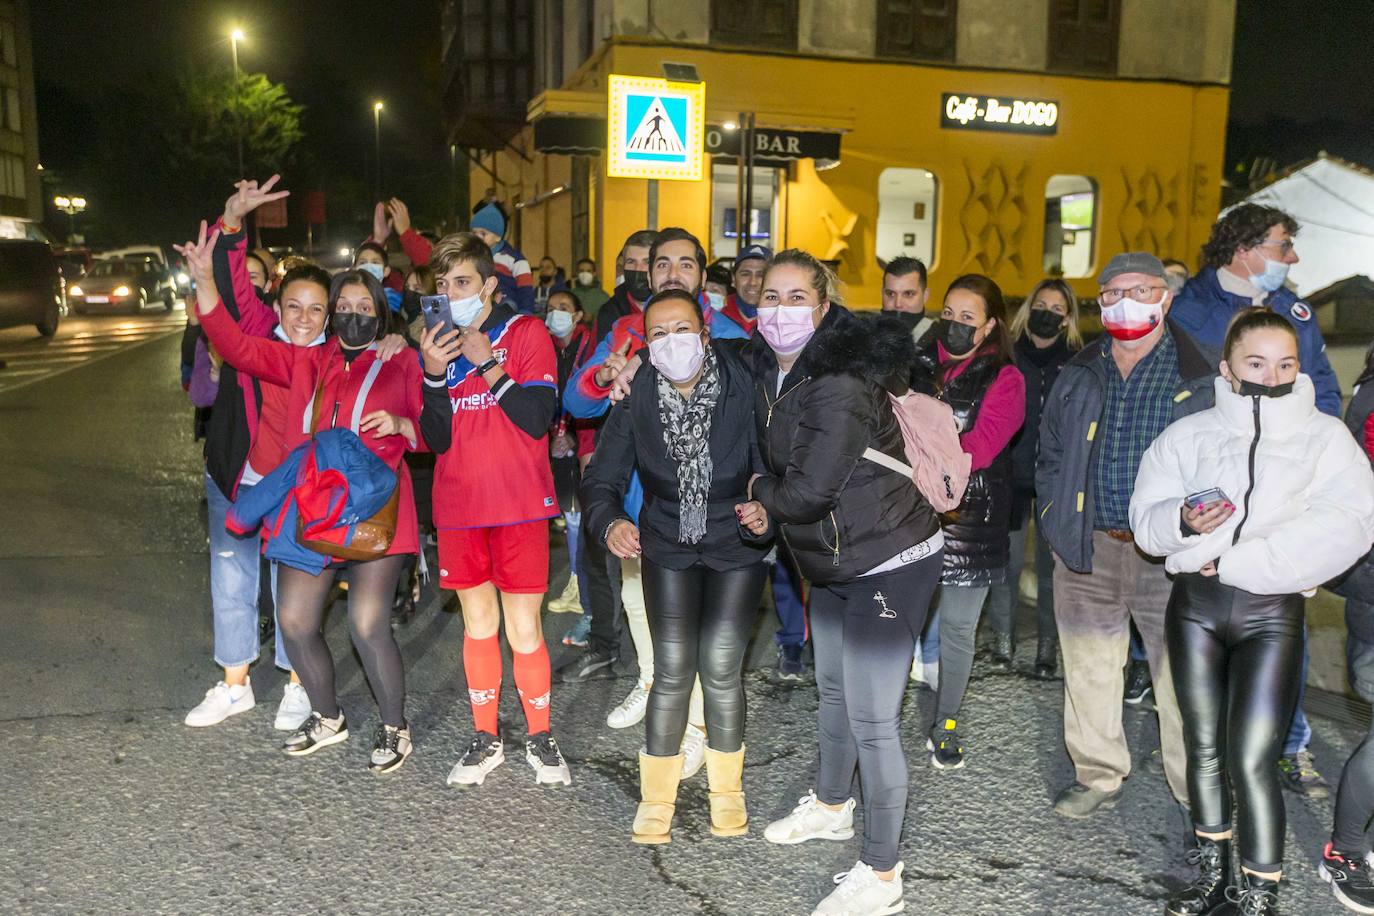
[30,0,1374,245]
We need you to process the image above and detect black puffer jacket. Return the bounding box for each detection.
[1008,333,1073,495]
[910,331,1015,587]
[748,307,941,584]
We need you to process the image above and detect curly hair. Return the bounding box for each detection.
[1200,204,1299,270]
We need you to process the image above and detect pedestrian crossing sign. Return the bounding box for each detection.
[607,74,705,182]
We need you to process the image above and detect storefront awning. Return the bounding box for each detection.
[530,113,843,167]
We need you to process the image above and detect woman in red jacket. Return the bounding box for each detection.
[181,221,456,774]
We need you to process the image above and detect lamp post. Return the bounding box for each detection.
[54,194,87,242]
[373,101,384,202]
[230,27,245,177]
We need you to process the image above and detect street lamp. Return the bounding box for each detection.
[373,100,384,202]
[230,27,246,176]
[54,194,87,242]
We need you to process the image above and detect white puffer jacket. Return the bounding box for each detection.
[1131,374,1374,596]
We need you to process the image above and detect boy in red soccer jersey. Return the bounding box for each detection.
[425,233,569,787]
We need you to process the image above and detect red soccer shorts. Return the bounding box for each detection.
[438,520,550,593]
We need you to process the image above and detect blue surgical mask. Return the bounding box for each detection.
[357,262,385,283]
[545,310,575,337]
[1247,256,1290,293]
[705,291,725,312]
[450,291,485,327]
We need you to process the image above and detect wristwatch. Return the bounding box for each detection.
[477,357,500,376]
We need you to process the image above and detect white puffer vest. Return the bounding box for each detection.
[1130,374,1374,596]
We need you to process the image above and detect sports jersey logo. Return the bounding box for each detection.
[492,347,509,363]
[1290,302,1312,322]
[520,689,551,710]
[469,687,498,706]
[451,391,498,412]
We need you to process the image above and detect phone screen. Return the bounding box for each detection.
[420,294,456,338]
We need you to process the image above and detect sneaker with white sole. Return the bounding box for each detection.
[526,732,572,786]
[184,679,256,727]
[764,791,856,845]
[812,861,904,916]
[908,656,939,689]
[368,723,413,774]
[447,731,505,787]
[681,723,706,779]
[282,711,349,756]
[607,681,651,729]
[273,682,312,732]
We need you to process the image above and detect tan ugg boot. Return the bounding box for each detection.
[632,751,683,844]
[704,746,748,837]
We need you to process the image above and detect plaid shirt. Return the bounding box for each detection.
[1092,329,1180,530]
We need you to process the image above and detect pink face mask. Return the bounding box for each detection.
[648,331,705,383]
[1101,297,1163,341]
[757,305,819,357]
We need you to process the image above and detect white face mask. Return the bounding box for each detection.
[577,270,595,286]
[450,291,485,327]
[545,310,575,337]
[705,291,725,312]
[648,331,705,384]
[1247,253,1290,293]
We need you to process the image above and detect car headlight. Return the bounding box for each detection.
[69,284,83,296]
[113,285,131,297]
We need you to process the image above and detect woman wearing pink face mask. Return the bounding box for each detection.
[748,249,944,916]
[580,288,772,845]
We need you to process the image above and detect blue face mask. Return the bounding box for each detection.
[545,310,575,337]
[450,291,485,327]
[357,262,385,283]
[1247,256,1290,293]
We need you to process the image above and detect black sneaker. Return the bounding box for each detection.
[525,732,572,786]
[987,631,1013,671]
[368,722,413,774]
[1279,749,1331,798]
[446,731,505,787]
[1321,842,1374,913]
[776,644,805,682]
[560,648,617,682]
[1124,659,1153,706]
[282,711,349,757]
[927,719,965,770]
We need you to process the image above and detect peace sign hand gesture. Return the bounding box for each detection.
[172,220,223,316]
[222,175,290,229]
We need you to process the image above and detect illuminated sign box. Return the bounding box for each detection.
[941,93,1059,135]
[607,74,706,181]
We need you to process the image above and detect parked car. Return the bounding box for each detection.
[54,246,94,282]
[68,257,176,313]
[0,239,63,337]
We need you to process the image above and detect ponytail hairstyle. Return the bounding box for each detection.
[764,248,843,307]
[1009,277,1083,349]
[1221,306,1300,366]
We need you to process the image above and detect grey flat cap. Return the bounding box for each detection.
[1097,252,1167,286]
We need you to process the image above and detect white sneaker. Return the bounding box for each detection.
[447,732,505,787]
[680,723,706,778]
[273,682,312,731]
[607,681,651,729]
[908,656,939,688]
[764,791,856,845]
[526,732,573,787]
[812,861,904,916]
[184,679,256,727]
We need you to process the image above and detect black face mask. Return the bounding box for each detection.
[1027,308,1064,339]
[333,311,379,349]
[885,310,922,332]
[624,269,651,303]
[937,318,979,356]
[1237,379,1295,398]
[539,273,554,283]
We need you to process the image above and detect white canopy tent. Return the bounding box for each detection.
[1236,154,1374,298]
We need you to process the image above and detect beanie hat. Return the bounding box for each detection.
[472,203,506,240]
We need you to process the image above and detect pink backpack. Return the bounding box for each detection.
[863,392,971,513]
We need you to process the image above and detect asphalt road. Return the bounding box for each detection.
[0,325,1361,915]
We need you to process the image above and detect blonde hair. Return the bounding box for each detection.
[1010,278,1083,349]
[765,248,843,306]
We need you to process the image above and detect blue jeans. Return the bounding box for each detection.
[772,550,807,647]
[565,510,592,615]
[917,606,941,666]
[1282,627,1311,757]
[205,472,289,670]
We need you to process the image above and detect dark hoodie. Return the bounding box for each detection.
[748,306,941,584]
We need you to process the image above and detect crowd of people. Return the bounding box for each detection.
[174,176,1374,915]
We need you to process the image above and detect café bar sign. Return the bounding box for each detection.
[606,74,706,181]
[941,93,1059,135]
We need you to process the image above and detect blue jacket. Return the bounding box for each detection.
[227,428,398,575]
[1170,267,1341,416]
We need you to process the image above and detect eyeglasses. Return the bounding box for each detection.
[1099,285,1167,306]
[1254,239,1295,256]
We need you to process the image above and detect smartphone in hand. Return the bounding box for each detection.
[420,294,456,338]
[1184,487,1231,510]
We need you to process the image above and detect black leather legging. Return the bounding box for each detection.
[640,560,767,756]
[1166,572,1304,873]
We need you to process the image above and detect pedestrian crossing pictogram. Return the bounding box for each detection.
[607,74,705,182]
[627,98,686,155]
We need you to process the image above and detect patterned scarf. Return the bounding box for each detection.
[657,344,720,544]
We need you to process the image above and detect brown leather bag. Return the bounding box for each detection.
[296,366,399,561]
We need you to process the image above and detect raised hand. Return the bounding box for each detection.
[608,353,642,403]
[372,201,392,243]
[172,220,222,314]
[596,338,633,387]
[223,175,290,228]
[387,198,412,235]
[420,323,462,377]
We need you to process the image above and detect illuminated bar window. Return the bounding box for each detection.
[876,167,938,270]
[1043,174,1096,278]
